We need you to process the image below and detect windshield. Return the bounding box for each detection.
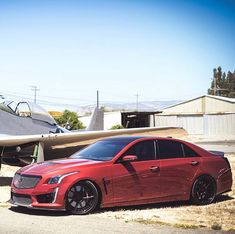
[29,102,56,125]
[70,140,128,161]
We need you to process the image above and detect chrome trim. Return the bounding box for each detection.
[217,168,231,179]
[52,187,59,203]
[57,171,79,184]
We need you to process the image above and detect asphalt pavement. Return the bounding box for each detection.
[197,142,235,153]
[0,207,226,234]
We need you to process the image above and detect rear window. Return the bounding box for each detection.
[157,140,184,159]
[157,140,198,159]
[183,144,198,157]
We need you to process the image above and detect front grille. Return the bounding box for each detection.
[13,173,41,189]
[11,193,32,206]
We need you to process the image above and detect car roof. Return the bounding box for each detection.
[100,136,166,144]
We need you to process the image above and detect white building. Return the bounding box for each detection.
[79,111,121,130]
[154,95,235,136]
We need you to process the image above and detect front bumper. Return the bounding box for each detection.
[11,170,82,211]
[10,186,66,210]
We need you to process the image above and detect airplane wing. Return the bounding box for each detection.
[0,126,184,165]
[0,126,182,147]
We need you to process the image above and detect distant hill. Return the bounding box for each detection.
[76,100,182,115]
[43,100,182,116]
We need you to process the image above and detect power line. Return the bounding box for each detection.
[0,91,91,107]
[0,89,95,102]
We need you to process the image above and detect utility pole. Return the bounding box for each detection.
[31,86,40,104]
[97,90,99,108]
[135,93,140,112]
[212,71,228,96]
[213,74,217,95]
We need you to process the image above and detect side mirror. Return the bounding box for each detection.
[122,155,138,162]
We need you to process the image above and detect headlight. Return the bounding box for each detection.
[47,175,61,184]
[47,172,79,184]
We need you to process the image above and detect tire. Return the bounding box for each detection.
[66,180,99,215]
[191,175,216,205]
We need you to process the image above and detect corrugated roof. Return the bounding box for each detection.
[163,95,235,110]
[206,95,235,103]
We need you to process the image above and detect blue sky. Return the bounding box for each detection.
[0,0,235,108]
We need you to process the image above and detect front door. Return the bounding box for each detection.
[111,140,161,203]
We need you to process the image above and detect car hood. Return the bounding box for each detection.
[18,158,102,175]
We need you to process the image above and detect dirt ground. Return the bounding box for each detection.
[0,145,234,231]
[93,154,235,231]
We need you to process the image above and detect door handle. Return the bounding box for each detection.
[150,166,160,172]
[191,161,199,166]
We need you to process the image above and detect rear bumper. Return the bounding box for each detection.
[216,169,233,195]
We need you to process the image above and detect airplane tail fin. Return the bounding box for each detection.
[86,107,104,131]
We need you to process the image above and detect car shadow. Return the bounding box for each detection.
[98,194,234,214]
[0,177,12,186]
[214,194,234,202]
[8,194,233,216]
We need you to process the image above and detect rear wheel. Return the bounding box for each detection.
[66,180,99,215]
[191,175,216,205]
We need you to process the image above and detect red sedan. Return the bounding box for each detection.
[11,136,232,215]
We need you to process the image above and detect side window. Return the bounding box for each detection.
[157,140,184,159]
[122,140,155,161]
[183,144,198,157]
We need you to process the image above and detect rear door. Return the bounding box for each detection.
[157,140,201,198]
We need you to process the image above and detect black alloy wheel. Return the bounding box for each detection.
[66,180,99,215]
[191,175,216,205]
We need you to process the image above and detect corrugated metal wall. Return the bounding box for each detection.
[155,113,235,135]
[155,115,203,134]
[178,115,204,134]
[205,98,235,113]
[162,98,203,114]
[204,113,235,135]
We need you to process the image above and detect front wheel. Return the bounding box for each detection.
[191,175,216,205]
[66,180,99,215]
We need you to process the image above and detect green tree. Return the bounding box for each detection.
[109,124,124,130]
[55,110,86,130]
[208,67,235,97]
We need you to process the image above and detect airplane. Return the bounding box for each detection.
[0,99,180,170]
[0,99,70,135]
[0,99,105,135]
[0,99,104,165]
